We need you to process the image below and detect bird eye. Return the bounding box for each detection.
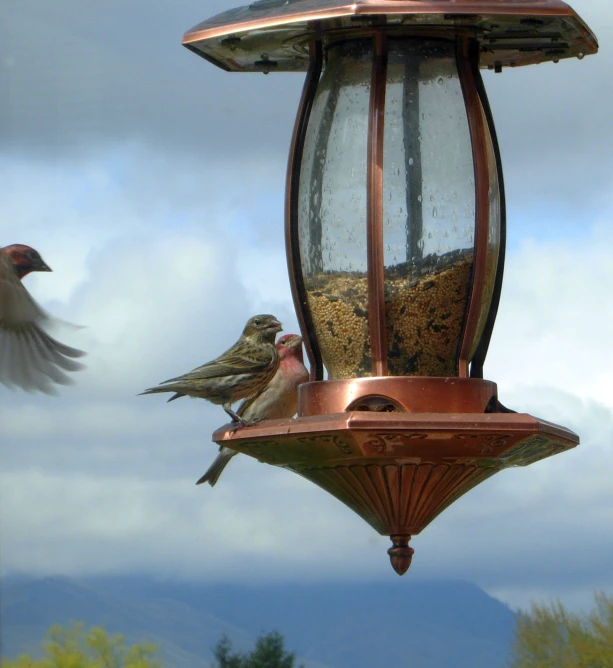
[253,318,261,326]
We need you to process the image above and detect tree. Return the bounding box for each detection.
[509,591,613,667]
[3,621,162,668]
[212,631,303,668]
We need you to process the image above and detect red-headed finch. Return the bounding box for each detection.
[0,244,85,393]
[196,333,309,487]
[140,314,283,424]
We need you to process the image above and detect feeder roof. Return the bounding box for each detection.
[182,0,597,72]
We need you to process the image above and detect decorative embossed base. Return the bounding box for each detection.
[212,409,578,575]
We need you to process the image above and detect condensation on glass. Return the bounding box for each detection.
[298,38,498,379]
[299,40,372,379]
[383,39,475,377]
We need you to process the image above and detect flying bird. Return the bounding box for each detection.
[0,244,85,393]
[140,314,283,425]
[196,333,309,487]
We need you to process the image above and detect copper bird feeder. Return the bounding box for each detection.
[183,0,597,574]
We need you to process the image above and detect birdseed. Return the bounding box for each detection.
[305,251,472,379]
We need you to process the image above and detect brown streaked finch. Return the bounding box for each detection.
[196,332,309,487]
[140,314,283,425]
[0,244,86,393]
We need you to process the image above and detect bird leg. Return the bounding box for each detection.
[224,407,262,433]
[228,423,246,434]
[224,406,248,426]
[224,406,260,433]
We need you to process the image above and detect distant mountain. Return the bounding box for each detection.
[1,575,251,668]
[1,575,516,667]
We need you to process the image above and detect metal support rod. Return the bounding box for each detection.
[286,38,324,381]
[456,37,490,378]
[469,42,507,380]
[366,30,389,377]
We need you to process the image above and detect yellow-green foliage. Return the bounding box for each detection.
[3,621,162,668]
[509,592,613,667]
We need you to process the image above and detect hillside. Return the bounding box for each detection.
[1,576,515,667]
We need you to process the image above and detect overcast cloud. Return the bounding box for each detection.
[1,0,612,613]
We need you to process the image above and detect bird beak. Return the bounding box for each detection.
[286,334,303,348]
[268,319,283,333]
[33,259,52,272]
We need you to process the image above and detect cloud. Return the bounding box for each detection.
[0,467,378,580]
[0,0,302,159]
[486,216,613,408]
[2,0,611,218]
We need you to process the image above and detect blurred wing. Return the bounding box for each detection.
[0,256,85,393]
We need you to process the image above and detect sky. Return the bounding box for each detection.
[1,0,612,615]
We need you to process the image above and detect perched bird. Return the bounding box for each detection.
[140,314,283,424]
[196,333,309,487]
[0,244,85,393]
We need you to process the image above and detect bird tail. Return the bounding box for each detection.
[196,447,237,487]
[139,386,185,402]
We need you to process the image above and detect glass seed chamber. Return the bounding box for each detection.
[298,37,499,380]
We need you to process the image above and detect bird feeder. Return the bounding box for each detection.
[183,0,597,574]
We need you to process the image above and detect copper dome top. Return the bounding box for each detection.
[183,0,597,72]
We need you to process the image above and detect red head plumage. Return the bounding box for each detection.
[276,333,304,364]
[1,244,52,279]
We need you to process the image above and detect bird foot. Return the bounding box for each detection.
[228,417,261,433]
[228,418,248,433]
